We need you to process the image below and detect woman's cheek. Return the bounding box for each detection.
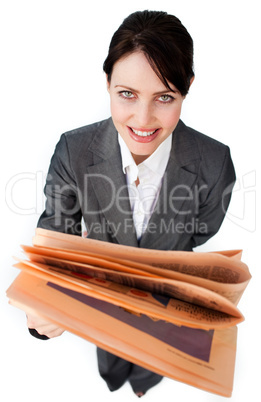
[162,106,182,128]
[111,102,131,124]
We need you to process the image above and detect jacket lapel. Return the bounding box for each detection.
[86,119,138,247]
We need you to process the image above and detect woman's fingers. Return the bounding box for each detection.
[27,313,65,338]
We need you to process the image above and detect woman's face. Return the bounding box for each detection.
[107,51,186,164]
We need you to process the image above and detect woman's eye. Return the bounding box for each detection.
[158,95,174,103]
[120,91,134,99]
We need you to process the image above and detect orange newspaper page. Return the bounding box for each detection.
[33,229,246,272]
[22,243,250,307]
[13,259,244,329]
[18,249,244,318]
[6,271,237,397]
[21,244,160,277]
[32,229,251,305]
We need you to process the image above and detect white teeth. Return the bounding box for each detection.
[131,128,157,137]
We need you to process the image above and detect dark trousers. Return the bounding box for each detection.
[97,348,163,394]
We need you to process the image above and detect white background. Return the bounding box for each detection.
[1,0,260,401]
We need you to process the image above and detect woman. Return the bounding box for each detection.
[26,10,236,397]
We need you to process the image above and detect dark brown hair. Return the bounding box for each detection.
[103,10,194,96]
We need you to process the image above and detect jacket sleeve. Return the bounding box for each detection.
[30,134,82,340]
[37,134,82,236]
[191,146,236,248]
[28,328,49,340]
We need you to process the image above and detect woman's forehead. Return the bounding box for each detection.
[110,52,178,93]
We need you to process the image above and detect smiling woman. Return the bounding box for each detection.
[24,9,236,398]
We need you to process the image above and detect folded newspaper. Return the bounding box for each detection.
[6,228,251,397]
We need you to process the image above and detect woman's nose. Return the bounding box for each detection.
[135,102,155,127]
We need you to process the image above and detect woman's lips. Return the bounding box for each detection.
[127,126,161,143]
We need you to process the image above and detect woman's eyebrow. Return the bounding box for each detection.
[114,85,140,93]
[114,85,178,94]
[154,89,178,95]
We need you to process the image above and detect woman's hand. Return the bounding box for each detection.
[27,312,65,339]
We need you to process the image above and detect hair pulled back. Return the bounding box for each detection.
[103,10,194,96]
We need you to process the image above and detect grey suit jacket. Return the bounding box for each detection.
[38,118,235,251]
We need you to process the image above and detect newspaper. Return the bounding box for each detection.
[33,228,251,305]
[6,228,251,397]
